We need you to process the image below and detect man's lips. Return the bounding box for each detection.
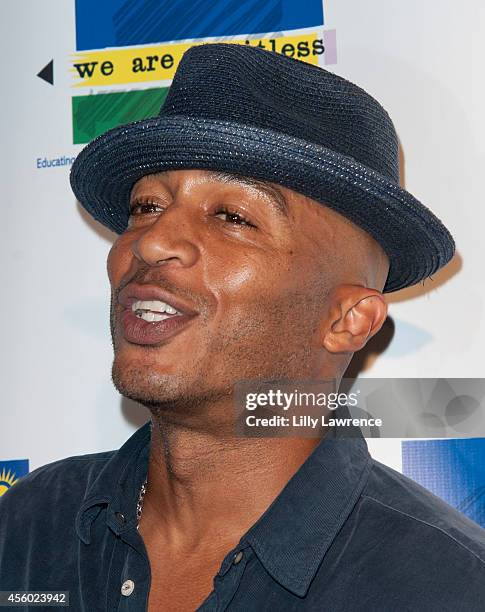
[117,282,199,346]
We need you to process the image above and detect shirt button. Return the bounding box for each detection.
[115,512,126,525]
[121,579,135,597]
[233,551,244,565]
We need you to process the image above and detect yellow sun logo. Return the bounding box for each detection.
[0,468,18,497]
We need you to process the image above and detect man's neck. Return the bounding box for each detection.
[138,412,325,554]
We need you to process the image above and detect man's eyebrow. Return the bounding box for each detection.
[207,170,289,218]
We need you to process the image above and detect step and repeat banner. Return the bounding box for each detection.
[1,1,484,527]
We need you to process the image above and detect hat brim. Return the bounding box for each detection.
[70,115,455,293]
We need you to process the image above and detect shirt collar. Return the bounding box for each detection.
[241,407,372,597]
[75,407,372,598]
[75,421,151,544]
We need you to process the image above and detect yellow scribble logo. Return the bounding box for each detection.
[70,35,324,88]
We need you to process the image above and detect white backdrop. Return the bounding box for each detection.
[2,0,483,475]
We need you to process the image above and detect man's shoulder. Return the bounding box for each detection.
[0,449,120,590]
[0,449,116,516]
[363,457,485,565]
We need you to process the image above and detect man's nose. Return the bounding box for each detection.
[131,204,200,268]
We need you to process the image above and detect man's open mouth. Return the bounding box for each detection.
[117,283,199,345]
[131,299,183,323]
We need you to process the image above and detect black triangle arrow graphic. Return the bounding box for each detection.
[37,60,54,85]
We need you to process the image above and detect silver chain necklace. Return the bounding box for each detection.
[136,477,148,530]
[137,421,152,530]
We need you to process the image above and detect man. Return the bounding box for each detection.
[1,42,484,611]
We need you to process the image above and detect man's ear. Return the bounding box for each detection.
[322,285,388,354]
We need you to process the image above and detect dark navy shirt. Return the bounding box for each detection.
[2,418,485,611]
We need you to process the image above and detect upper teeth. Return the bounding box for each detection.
[131,299,180,315]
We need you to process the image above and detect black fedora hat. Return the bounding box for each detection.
[70,42,455,293]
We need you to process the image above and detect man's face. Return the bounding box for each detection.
[107,169,369,421]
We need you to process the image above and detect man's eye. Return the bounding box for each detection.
[130,202,160,215]
[129,201,162,215]
[215,207,256,228]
